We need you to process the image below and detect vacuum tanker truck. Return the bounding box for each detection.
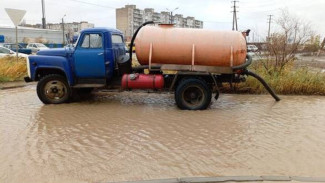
[24,21,280,110]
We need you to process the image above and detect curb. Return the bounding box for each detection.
[102,176,325,183]
[0,82,34,90]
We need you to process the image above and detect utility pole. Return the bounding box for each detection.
[166,7,179,24]
[41,0,46,29]
[267,15,273,40]
[62,15,66,45]
[231,1,239,31]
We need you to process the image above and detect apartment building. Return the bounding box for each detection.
[20,21,94,42]
[116,5,204,41]
[21,21,94,34]
[46,21,94,35]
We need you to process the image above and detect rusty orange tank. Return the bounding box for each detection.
[135,24,247,67]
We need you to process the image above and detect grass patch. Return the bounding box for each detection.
[0,56,27,82]
[233,61,325,95]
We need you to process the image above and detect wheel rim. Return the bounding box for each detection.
[181,85,205,108]
[44,80,68,102]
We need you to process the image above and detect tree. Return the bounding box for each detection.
[317,37,325,56]
[263,9,313,73]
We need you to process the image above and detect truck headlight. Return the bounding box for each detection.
[26,57,31,78]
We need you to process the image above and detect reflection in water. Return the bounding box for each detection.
[1,87,325,183]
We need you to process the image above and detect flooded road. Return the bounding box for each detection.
[1,86,325,183]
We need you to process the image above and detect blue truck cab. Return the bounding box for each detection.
[25,27,128,104]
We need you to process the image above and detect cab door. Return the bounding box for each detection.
[74,33,105,78]
[111,34,126,64]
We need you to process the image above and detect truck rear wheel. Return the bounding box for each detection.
[175,78,212,110]
[37,74,71,104]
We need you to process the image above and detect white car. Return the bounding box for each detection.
[26,43,49,53]
[247,45,259,52]
[0,46,28,58]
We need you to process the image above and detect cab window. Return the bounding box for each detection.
[112,35,123,44]
[81,34,102,48]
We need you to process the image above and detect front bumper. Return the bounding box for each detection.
[24,77,32,83]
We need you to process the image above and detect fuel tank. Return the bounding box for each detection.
[135,24,247,67]
[121,74,164,90]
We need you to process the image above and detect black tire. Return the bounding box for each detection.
[37,74,71,104]
[175,78,212,110]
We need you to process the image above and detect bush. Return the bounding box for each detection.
[0,57,27,82]
[232,61,325,95]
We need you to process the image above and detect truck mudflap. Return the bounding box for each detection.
[24,77,32,83]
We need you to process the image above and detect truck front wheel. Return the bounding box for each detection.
[37,74,71,104]
[175,78,212,110]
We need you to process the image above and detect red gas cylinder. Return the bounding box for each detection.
[121,74,164,90]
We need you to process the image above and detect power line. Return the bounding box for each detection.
[60,0,116,9]
[203,21,231,24]
[231,1,239,31]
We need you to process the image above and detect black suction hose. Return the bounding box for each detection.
[231,55,280,101]
[243,70,281,101]
[129,21,155,63]
[232,54,252,71]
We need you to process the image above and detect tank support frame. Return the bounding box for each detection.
[130,22,280,102]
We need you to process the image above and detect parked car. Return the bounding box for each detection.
[0,46,28,58]
[247,44,259,52]
[64,44,75,49]
[26,43,49,53]
[3,43,32,54]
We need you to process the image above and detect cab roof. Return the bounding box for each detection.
[80,27,123,35]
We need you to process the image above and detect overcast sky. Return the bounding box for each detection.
[1,0,324,41]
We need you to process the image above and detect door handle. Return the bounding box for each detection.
[98,53,104,56]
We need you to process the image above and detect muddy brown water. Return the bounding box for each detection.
[1,86,325,183]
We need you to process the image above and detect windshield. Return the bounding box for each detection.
[14,44,23,48]
[0,47,11,54]
[36,43,47,48]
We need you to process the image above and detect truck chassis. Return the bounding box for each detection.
[26,21,280,110]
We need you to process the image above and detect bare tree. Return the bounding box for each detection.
[5,37,13,43]
[317,37,325,56]
[264,9,313,73]
[35,37,49,44]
